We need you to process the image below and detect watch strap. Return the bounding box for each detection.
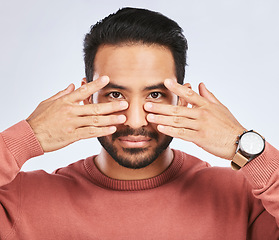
[231,152,249,170]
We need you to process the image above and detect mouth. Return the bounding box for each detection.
[117,135,152,148]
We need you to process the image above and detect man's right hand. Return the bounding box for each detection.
[26,76,128,152]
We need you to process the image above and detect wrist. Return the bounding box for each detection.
[2,121,44,166]
[231,130,265,170]
[227,127,247,160]
[26,119,46,152]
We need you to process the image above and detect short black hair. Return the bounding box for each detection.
[83,7,188,84]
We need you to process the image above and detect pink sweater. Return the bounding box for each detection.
[0,121,279,239]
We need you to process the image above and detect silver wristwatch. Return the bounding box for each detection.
[231,130,265,170]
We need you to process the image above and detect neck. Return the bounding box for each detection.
[94,147,173,180]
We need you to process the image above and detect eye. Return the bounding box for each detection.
[107,92,124,99]
[148,92,163,99]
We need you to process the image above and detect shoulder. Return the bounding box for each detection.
[18,158,89,190]
[171,150,257,215]
[173,149,249,192]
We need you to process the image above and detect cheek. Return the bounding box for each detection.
[147,122,165,138]
[93,92,107,103]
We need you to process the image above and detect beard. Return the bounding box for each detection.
[98,126,173,169]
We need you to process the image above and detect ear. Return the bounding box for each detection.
[81,78,92,104]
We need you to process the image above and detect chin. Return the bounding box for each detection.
[97,135,173,169]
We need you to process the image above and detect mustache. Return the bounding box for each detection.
[111,127,159,141]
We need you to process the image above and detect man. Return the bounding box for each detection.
[0,7,278,239]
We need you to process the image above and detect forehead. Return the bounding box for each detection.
[93,44,176,88]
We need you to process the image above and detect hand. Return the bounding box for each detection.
[144,79,246,160]
[26,76,128,152]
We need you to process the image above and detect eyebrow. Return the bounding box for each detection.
[144,83,167,91]
[102,82,168,91]
[102,83,126,90]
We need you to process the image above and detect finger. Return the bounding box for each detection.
[157,125,197,142]
[178,83,191,107]
[75,125,117,140]
[74,101,128,116]
[147,113,198,130]
[67,76,110,103]
[45,84,75,103]
[199,82,222,104]
[144,102,198,119]
[76,114,126,127]
[164,79,207,107]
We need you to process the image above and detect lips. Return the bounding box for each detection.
[118,135,151,148]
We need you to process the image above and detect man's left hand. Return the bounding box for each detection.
[144,79,246,160]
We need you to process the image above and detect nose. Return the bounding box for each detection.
[124,99,148,129]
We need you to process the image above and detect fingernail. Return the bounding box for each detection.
[100,76,109,83]
[145,102,153,110]
[65,84,71,90]
[148,114,155,120]
[118,115,126,122]
[165,79,173,86]
[120,101,128,108]
[109,126,116,132]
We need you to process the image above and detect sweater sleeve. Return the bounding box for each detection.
[241,142,279,230]
[0,120,44,187]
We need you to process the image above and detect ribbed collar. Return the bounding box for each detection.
[84,149,184,191]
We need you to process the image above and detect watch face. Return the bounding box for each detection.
[239,132,265,155]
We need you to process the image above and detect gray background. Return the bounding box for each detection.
[0,0,278,172]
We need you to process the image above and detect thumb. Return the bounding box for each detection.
[45,83,75,102]
[198,82,221,104]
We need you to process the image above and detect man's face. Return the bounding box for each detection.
[93,44,177,169]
